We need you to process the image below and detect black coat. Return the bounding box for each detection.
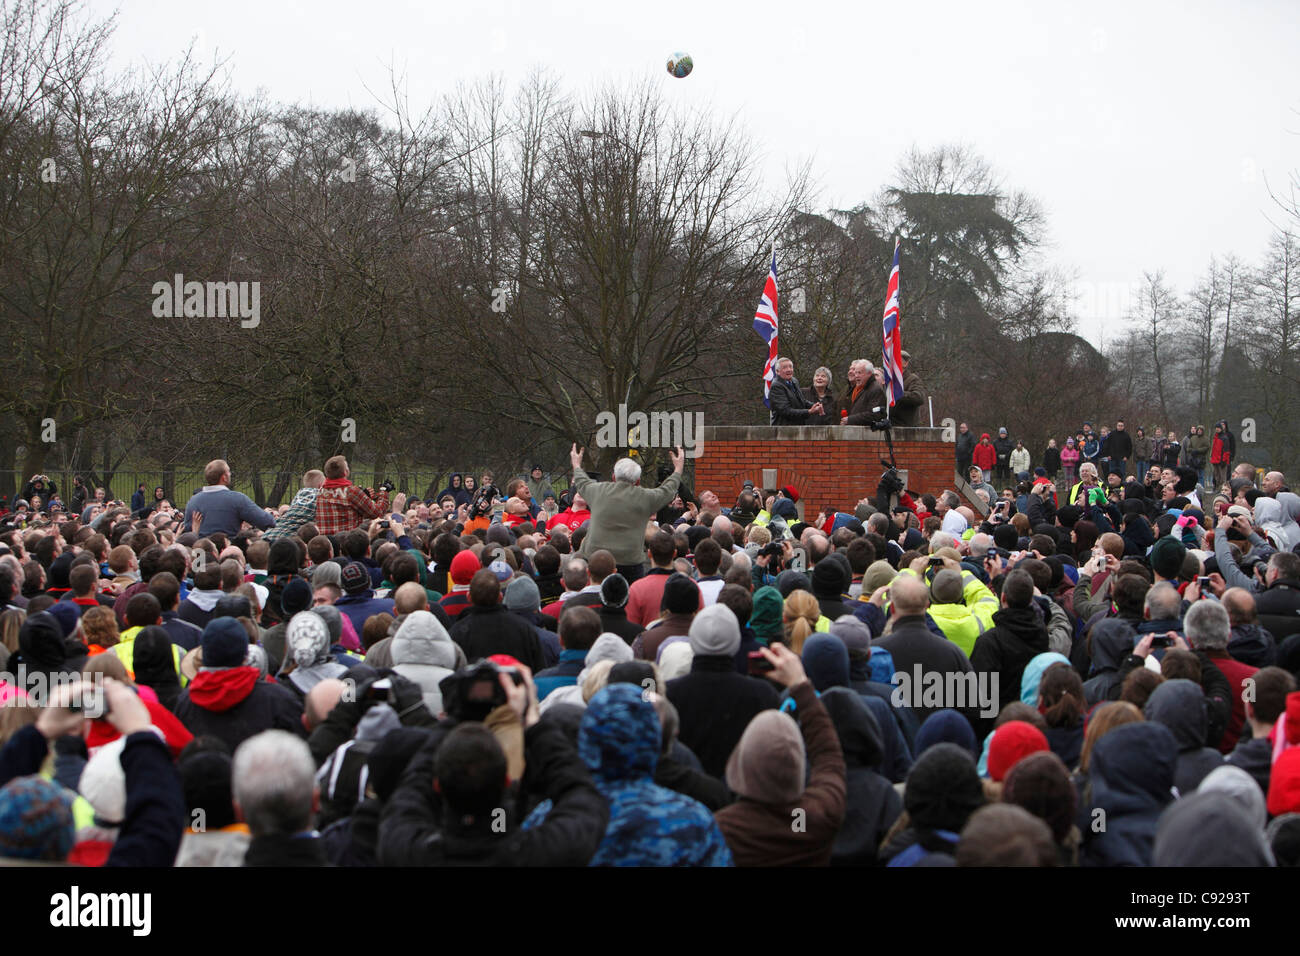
[820,688,903,866]
[377,720,608,866]
[969,606,1050,738]
[769,376,814,426]
[449,603,546,672]
[666,655,780,778]
[956,431,976,470]
[173,678,307,755]
[874,615,974,725]
[244,832,329,866]
[597,605,643,644]
[1108,429,1133,460]
[1043,446,1062,475]
[992,436,1014,469]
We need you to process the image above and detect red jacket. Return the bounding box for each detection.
[314,478,389,535]
[973,442,997,471]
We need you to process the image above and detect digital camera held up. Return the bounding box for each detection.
[439,660,523,722]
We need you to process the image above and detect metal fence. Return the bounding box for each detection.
[1,468,574,511]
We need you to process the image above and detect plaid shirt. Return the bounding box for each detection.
[263,487,320,541]
[314,480,390,536]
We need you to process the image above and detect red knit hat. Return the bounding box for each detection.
[987,721,1049,782]
[450,550,482,586]
[1269,748,1300,817]
[781,485,800,503]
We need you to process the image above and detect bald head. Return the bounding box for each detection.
[1263,471,1285,495]
[890,574,930,617]
[304,678,347,731]
[1222,587,1256,626]
[394,581,430,615]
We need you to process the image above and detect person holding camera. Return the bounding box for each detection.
[314,455,400,536]
[19,473,57,504]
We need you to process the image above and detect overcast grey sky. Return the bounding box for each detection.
[102,0,1299,349]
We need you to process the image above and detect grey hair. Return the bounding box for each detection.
[968,533,992,558]
[941,490,961,511]
[775,356,793,370]
[929,531,957,553]
[1144,582,1182,622]
[612,457,642,484]
[232,730,317,837]
[851,358,873,374]
[1184,600,1230,651]
[813,366,833,388]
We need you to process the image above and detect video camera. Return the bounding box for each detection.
[439,659,524,722]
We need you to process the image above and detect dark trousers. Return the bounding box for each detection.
[617,562,645,584]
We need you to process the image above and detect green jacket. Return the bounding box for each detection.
[572,470,682,565]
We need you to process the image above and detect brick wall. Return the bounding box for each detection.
[693,425,977,517]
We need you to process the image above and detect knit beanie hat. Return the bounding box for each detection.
[903,743,985,831]
[504,576,541,612]
[287,611,331,669]
[0,776,74,861]
[776,569,810,598]
[750,586,784,642]
[310,604,344,644]
[660,573,700,615]
[450,550,481,586]
[281,577,313,615]
[600,573,630,609]
[987,720,1050,782]
[726,709,806,804]
[915,709,978,757]
[659,641,694,680]
[202,617,249,668]
[1149,536,1187,580]
[688,603,740,657]
[828,615,871,657]
[45,601,80,639]
[811,559,847,598]
[862,560,897,594]
[340,561,370,595]
[310,561,342,590]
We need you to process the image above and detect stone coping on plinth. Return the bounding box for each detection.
[700,425,947,442]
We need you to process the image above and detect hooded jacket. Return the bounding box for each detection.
[1153,791,1272,866]
[1081,618,1137,705]
[1142,679,1225,794]
[715,680,846,866]
[390,611,458,717]
[1078,722,1177,867]
[820,688,903,865]
[523,684,731,866]
[173,667,305,754]
[1228,623,1277,668]
[802,633,913,783]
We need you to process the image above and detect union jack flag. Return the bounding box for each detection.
[881,238,904,410]
[753,250,779,407]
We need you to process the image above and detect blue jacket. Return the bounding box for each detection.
[534,649,587,700]
[1078,722,1177,867]
[524,684,732,866]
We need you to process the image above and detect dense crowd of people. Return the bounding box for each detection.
[1,439,1298,868]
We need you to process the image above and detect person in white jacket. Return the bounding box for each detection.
[389,610,458,717]
[1009,441,1032,479]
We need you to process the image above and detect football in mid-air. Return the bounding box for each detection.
[667,52,693,78]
